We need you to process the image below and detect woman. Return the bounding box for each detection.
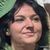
[0,0,49,50]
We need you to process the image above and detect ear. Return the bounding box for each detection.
[6,29,10,36]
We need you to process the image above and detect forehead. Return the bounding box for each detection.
[14,3,36,16]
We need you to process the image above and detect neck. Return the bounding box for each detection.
[11,42,37,50]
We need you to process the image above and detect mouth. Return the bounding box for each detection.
[22,32,36,37]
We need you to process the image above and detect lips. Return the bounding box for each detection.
[22,31,36,34]
[23,32,33,34]
[22,32,35,37]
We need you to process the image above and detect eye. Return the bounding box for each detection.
[14,16,25,23]
[33,17,40,21]
[31,15,40,22]
[15,18,24,22]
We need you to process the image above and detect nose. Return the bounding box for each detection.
[25,18,34,31]
[26,18,33,27]
[27,26,34,31]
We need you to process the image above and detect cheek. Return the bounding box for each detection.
[9,22,25,33]
[34,22,42,30]
[33,22,42,37]
[35,22,42,38]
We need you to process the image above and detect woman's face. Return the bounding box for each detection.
[8,4,42,44]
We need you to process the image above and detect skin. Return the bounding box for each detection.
[6,4,42,50]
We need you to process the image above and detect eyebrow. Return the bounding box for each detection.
[15,14,38,18]
[31,14,38,17]
[15,15,25,18]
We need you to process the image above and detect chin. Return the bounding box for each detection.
[23,41,37,45]
[22,38,38,44]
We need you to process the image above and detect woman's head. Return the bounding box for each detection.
[0,0,48,48]
[6,3,42,44]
